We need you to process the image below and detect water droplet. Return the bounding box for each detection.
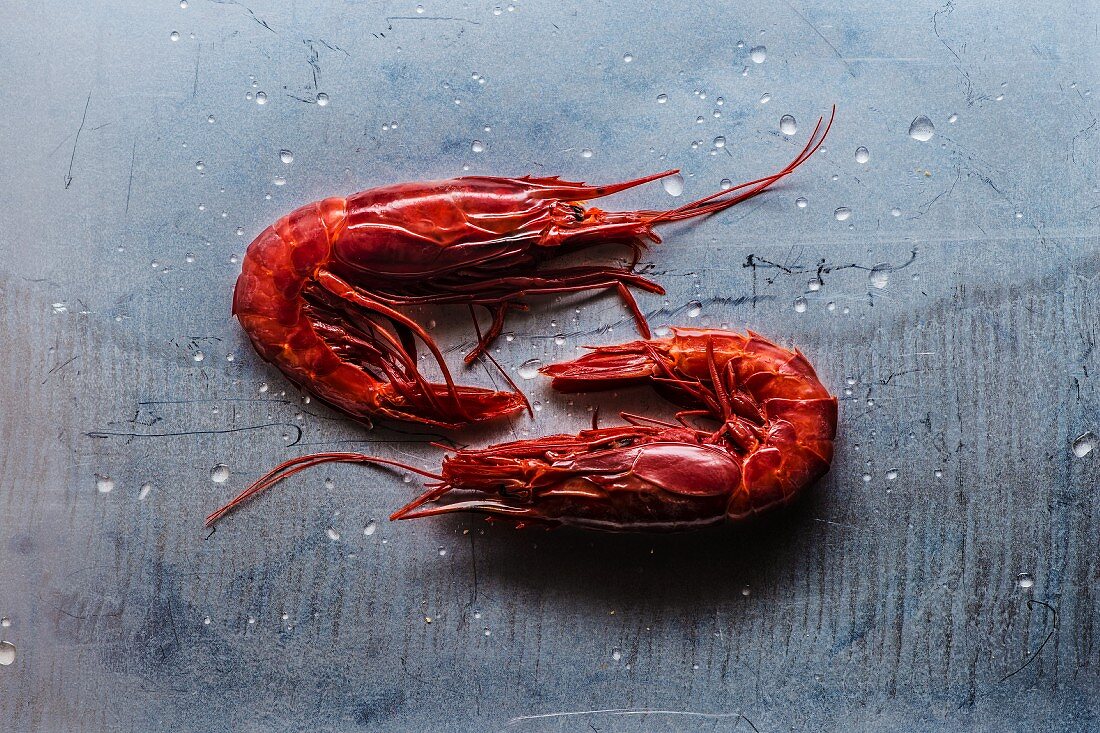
[279,150,293,164]
[580,148,593,158]
[195,161,205,171]
[255,91,267,105]
[180,0,188,6]
[273,175,286,186]
[170,30,180,41]
[0,641,16,666]
[415,3,424,12]
[855,146,870,164]
[885,469,898,481]
[807,278,822,292]
[740,585,751,597]
[51,302,68,314]
[364,521,377,536]
[890,207,901,217]
[622,52,633,63]
[656,93,668,104]
[908,116,935,142]
[315,93,329,106]
[138,483,152,500]
[326,528,340,541]
[834,207,851,221]
[612,648,622,661]
[948,113,958,124]
[438,547,447,557]
[471,140,485,153]
[862,473,872,482]
[720,178,732,190]
[554,334,566,346]
[662,173,684,197]
[483,627,492,636]
[796,197,807,209]
[210,464,230,483]
[869,264,890,289]
[235,227,244,236]
[517,359,542,380]
[713,136,726,148]
[193,351,204,362]
[749,45,766,63]
[245,91,253,101]
[759,92,770,104]
[1072,432,1096,457]
[1017,573,1034,589]
[0,618,9,628]
[934,469,943,478]
[686,301,702,318]
[779,115,797,135]
[792,297,807,313]
[96,475,114,494]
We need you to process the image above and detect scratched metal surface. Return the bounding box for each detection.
[1,0,1098,731]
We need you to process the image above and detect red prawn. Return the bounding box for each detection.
[206,328,837,530]
[230,109,834,430]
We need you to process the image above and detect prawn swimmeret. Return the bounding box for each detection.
[206,329,837,530]
[231,109,834,429]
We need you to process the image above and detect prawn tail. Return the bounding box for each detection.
[372,381,530,429]
[204,453,443,528]
[641,104,836,227]
[538,338,668,392]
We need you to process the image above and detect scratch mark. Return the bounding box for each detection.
[504,709,747,728]
[999,599,1058,682]
[385,15,481,29]
[931,2,961,62]
[207,0,276,33]
[743,247,919,285]
[64,93,91,189]
[193,43,201,98]
[85,422,303,446]
[781,0,855,77]
[878,367,925,386]
[42,355,81,384]
[138,397,292,405]
[125,138,137,215]
[468,531,479,606]
[1071,119,1096,166]
[912,167,962,218]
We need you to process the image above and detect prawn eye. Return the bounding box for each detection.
[569,205,585,222]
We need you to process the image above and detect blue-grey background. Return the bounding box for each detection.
[1,1,1097,731]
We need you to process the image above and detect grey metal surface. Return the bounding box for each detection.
[1,0,1097,730]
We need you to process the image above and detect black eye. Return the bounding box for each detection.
[570,205,584,222]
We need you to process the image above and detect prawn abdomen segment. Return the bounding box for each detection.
[233,198,348,319]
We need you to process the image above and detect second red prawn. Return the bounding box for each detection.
[206,328,837,530]
[231,109,834,430]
